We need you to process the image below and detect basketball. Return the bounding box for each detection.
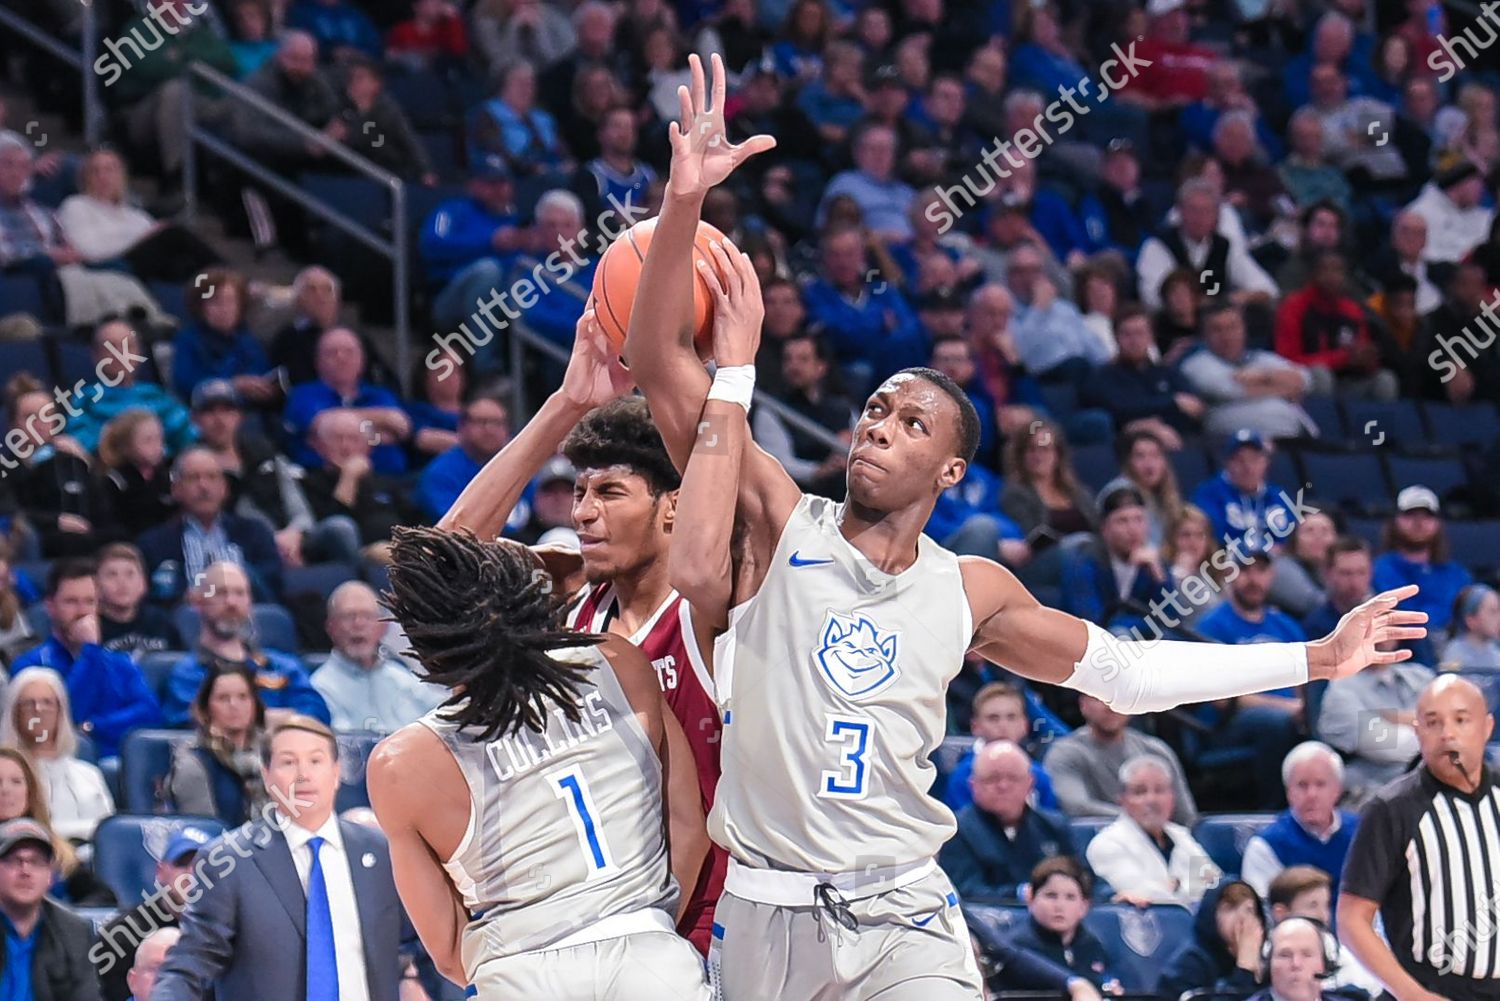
[591,217,731,357]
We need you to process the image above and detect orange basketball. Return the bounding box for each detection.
[591,217,731,359]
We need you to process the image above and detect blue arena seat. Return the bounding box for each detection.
[0,274,48,322]
[1169,444,1212,493]
[1267,447,1301,496]
[334,731,382,811]
[1343,516,1384,549]
[1386,454,1470,501]
[119,729,194,813]
[1072,442,1120,493]
[1067,817,1111,857]
[1082,903,1195,991]
[138,651,186,704]
[1343,399,1426,450]
[1444,521,1500,577]
[73,907,119,933]
[93,814,225,906]
[962,902,1029,948]
[386,70,452,131]
[932,735,972,790]
[1298,451,1390,515]
[0,340,50,384]
[1192,813,1276,876]
[1301,396,1344,442]
[282,562,360,601]
[53,339,95,386]
[1424,402,1500,448]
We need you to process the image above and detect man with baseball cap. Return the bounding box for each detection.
[1372,485,1473,637]
[94,823,212,1001]
[1191,429,1301,551]
[1195,546,1306,807]
[190,380,362,568]
[425,153,523,339]
[0,817,101,999]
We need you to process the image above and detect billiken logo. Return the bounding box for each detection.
[814,611,901,699]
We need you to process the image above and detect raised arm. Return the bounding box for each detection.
[439,308,631,553]
[367,726,472,986]
[962,558,1427,710]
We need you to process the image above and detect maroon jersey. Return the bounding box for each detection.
[566,581,726,954]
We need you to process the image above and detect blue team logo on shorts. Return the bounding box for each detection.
[814,612,900,699]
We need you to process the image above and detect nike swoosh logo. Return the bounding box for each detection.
[912,912,939,927]
[789,551,834,567]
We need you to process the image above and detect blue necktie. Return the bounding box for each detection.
[305,836,339,1001]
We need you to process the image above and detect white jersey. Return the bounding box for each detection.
[709,494,972,874]
[418,644,677,974]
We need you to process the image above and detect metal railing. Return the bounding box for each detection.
[0,0,103,143]
[180,62,410,393]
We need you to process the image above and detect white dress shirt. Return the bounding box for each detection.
[284,814,371,1001]
[1136,229,1279,310]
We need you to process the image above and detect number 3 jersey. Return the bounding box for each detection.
[417,643,677,970]
[709,494,972,874]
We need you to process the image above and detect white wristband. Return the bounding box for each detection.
[1063,622,1309,715]
[707,364,755,413]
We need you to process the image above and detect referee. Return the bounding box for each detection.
[1339,675,1499,1001]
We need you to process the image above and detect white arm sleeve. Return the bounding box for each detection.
[1062,622,1309,715]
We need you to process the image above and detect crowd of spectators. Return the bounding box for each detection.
[7,0,1500,995]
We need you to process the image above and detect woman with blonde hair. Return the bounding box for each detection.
[1104,429,1184,548]
[0,747,115,905]
[99,408,174,539]
[0,668,115,842]
[55,147,220,283]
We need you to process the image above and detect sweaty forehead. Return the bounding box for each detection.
[871,373,946,411]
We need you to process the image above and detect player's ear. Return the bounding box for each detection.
[659,488,679,533]
[937,456,966,491]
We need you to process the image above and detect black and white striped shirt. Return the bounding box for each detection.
[1343,765,1500,999]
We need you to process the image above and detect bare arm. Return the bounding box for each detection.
[367,728,471,986]
[601,635,707,923]
[439,309,632,558]
[1338,894,1437,1001]
[963,557,1428,706]
[624,53,798,587]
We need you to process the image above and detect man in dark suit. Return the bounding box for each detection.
[938,742,1076,903]
[0,817,102,1000]
[137,446,283,604]
[1059,484,1177,628]
[151,716,406,1001]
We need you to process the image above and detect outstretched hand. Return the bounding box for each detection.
[561,305,634,409]
[698,240,763,368]
[668,52,776,199]
[1310,584,1429,681]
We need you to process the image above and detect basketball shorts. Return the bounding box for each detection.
[708,859,984,1001]
[469,909,711,1000]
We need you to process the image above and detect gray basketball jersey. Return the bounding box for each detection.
[418,644,678,969]
[709,494,972,874]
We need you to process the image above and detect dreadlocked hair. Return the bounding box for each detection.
[562,397,681,494]
[385,526,604,741]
